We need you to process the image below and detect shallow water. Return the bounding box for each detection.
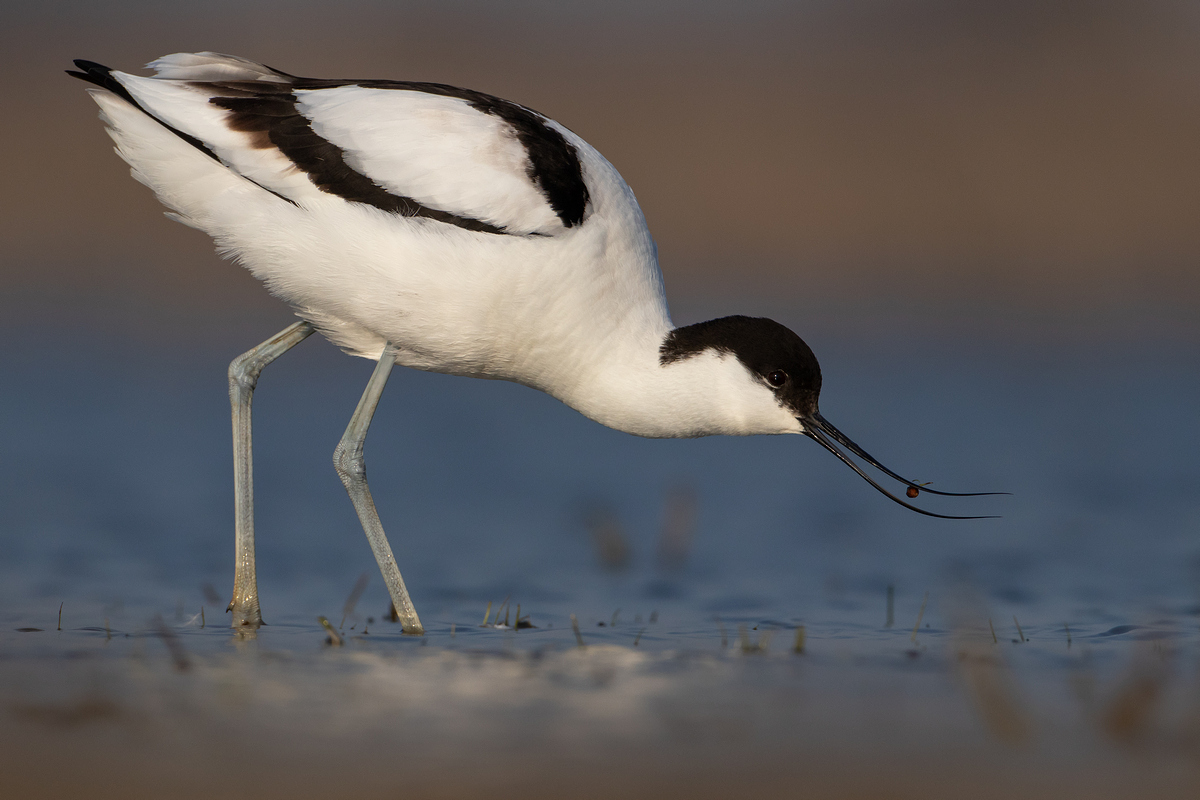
[2,319,1198,798]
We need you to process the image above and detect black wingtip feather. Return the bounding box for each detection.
[72,59,110,72]
[67,59,141,108]
[67,58,221,162]
[68,60,114,88]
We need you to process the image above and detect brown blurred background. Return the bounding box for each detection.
[3,0,1198,339]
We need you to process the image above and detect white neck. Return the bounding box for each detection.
[548,322,804,439]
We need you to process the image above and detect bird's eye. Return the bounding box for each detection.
[767,370,788,387]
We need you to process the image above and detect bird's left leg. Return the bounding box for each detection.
[333,344,424,634]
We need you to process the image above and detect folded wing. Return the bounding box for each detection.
[70,52,591,237]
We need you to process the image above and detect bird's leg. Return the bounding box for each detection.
[228,320,316,628]
[333,344,424,634]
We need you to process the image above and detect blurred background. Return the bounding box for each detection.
[3,0,1200,626]
[4,0,1199,337]
[3,0,1200,611]
[3,3,1200,796]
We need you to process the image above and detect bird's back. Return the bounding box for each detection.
[71,53,669,393]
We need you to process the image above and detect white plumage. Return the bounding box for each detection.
[71,53,996,632]
[81,54,721,435]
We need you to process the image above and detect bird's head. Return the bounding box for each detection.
[660,316,1001,519]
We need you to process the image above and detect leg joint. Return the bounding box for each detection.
[229,349,264,395]
[333,440,366,483]
[229,321,317,396]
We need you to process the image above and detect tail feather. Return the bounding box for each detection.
[147,52,295,83]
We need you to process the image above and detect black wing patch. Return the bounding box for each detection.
[218,72,591,230]
[210,92,509,234]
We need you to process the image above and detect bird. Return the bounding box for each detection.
[69,53,999,634]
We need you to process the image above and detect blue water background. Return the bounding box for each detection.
[2,310,1196,638]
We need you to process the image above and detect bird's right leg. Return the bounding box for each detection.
[228,320,316,627]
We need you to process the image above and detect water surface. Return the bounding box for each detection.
[2,319,1198,798]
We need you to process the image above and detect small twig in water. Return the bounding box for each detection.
[481,595,512,628]
[570,614,586,648]
[318,616,343,646]
[340,572,370,630]
[738,624,772,654]
[58,602,63,631]
[989,618,997,644]
[634,627,647,646]
[153,615,191,672]
[911,591,929,644]
[1013,616,1026,643]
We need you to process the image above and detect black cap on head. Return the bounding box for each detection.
[661,315,1005,519]
[660,315,822,416]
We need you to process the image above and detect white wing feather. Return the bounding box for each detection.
[108,71,324,204]
[147,52,292,83]
[297,87,563,235]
